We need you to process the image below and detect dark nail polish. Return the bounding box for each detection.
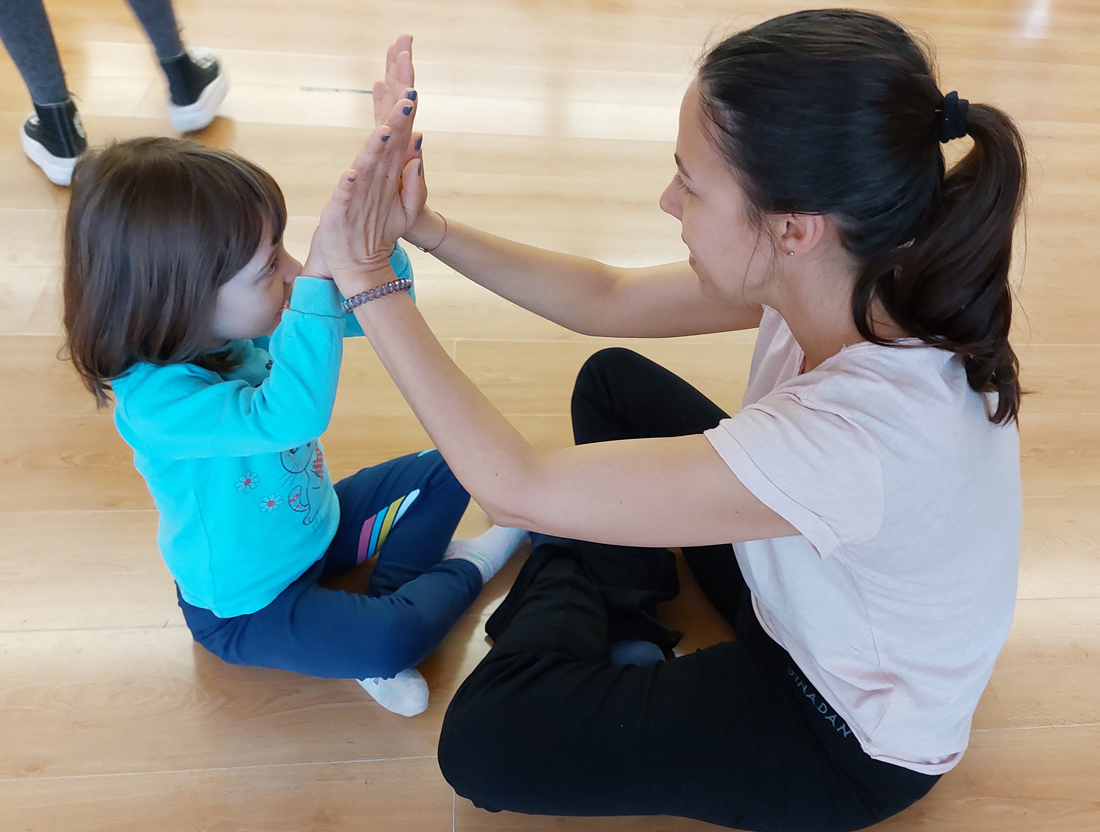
[347,175,356,182]
[418,161,423,175]
[403,106,412,115]
[381,134,389,142]
[406,90,417,101]
[415,136,423,151]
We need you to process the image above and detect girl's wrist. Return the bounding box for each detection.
[333,263,398,297]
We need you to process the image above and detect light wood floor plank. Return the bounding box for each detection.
[0,756,454,832]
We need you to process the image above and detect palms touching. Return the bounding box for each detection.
[316,35,426,286]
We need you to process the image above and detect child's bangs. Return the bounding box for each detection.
[205,153,288,280]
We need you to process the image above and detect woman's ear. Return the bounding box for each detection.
[776,213,827,257]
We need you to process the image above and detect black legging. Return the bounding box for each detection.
[438,347,939,832]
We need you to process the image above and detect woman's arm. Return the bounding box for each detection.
[349,285,794,547]
[406,212,763,338]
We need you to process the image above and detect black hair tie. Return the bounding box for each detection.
[938,91,969,143]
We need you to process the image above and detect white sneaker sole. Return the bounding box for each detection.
[20,124,78,186]
[167,50,229,133]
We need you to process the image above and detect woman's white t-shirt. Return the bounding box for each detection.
[704,306,1021,775]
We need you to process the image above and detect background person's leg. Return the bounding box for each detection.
[123,0,184,60]
[0,0,86,183]
[121,0,226,131]
[0,0,68,104]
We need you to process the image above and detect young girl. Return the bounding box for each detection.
[62,136,526,717]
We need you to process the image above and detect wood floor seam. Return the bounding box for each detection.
[0,755,441,785]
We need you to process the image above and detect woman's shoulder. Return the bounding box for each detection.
[798,340,962,404]
[779,343,1016,461]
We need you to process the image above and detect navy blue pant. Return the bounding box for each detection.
[178,450,483,680]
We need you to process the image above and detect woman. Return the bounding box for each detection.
[314,10,1025,831]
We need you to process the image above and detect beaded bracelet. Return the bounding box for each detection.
[340,277,413,314]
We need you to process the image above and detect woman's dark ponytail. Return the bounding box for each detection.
[854,103,1026,424]
[699,10,1027,424]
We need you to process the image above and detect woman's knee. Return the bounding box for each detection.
[574,347,644,394]
[438,692,493,801]
[437,658,533,804]
[571,347,648,444]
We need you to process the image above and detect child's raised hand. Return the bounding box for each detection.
[317,92,424,290]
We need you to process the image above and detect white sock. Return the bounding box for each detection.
[357,667,430,717]
[443,525,529,584]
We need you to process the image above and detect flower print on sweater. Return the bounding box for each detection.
[258,494,283,513]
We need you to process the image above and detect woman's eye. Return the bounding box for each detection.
[674,174,692,194]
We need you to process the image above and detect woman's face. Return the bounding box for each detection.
[659,81,775,303]
[209,220,302,343]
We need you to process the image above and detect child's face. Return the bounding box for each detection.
[209,222,302,343]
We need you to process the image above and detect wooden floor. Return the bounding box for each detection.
[1,0,1098,829]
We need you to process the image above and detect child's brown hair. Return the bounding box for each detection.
[63,137,287,407]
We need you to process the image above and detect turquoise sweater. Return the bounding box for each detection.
[112,246,412,617]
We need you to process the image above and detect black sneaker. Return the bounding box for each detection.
[20,98,87,186]
[161,48,229,132]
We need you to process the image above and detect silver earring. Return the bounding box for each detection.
[786,250,795,256]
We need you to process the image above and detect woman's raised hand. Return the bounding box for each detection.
[316,89,424,290]
[372,36,433,248]
[372,35,414,128]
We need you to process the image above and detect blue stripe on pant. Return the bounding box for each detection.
[177,450,483,680]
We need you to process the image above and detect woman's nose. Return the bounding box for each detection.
[659,181,682,220]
